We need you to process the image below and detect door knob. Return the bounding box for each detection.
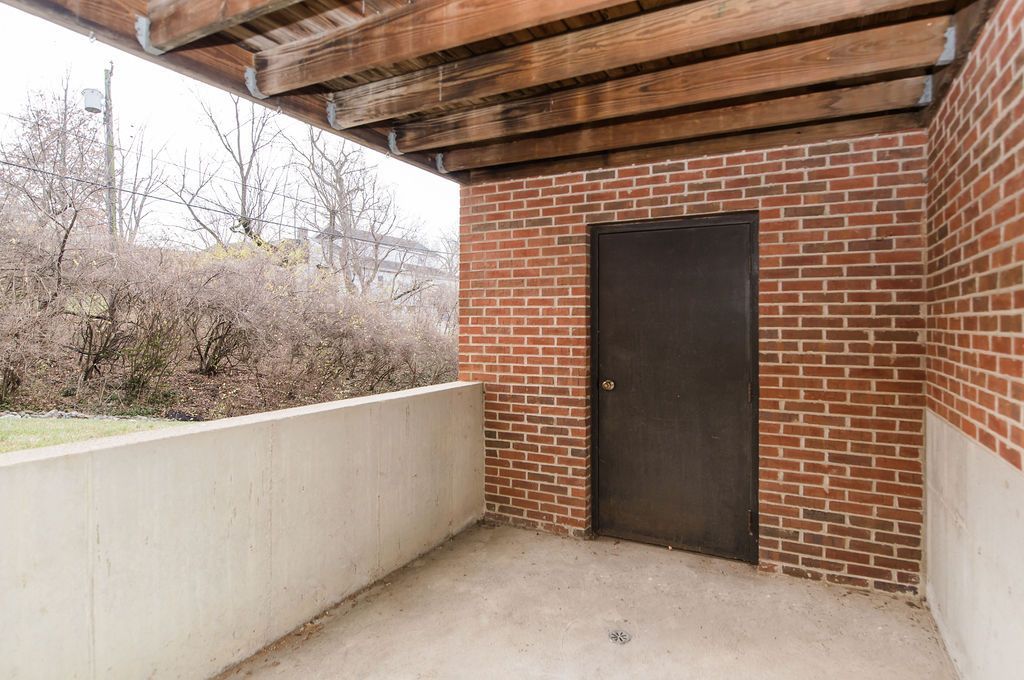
[600,379,616,392]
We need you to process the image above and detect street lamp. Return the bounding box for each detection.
[81,62,117,243]
[81,88,103,114]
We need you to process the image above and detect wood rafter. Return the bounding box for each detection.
[0,0,441,177]
[462,113,923,183]
[329,0,942,130]
[441,77,931,172]
[1,0,994,182]
[394,17,951,153]
[251,0,629,97]
[143,0,304,54]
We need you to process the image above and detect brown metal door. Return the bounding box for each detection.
[593,213,758,563]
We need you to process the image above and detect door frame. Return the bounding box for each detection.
[589,211,760,562]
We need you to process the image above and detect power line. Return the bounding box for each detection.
[0,110,451,256]
[0,109,361,221]
[0,158,452,258]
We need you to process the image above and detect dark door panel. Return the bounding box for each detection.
[593,214,758,563]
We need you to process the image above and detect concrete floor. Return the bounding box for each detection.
[220,525,955,680]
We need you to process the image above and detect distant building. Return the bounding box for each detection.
[301,227,457,313]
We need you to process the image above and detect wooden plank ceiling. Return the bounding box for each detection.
[3,0,994,184]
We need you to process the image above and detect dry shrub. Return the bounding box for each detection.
[117,254,186,399]
[0,224,64,404]
[61,250,184,401]
[179,249,296,378]
[285,291,406,399]
[0,223,457,416]
[65,282,133,385]
[0,297,60,405]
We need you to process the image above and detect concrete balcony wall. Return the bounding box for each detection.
[925,411,1024,679]
[0,381,485,680]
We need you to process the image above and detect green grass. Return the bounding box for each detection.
[0,418,184,454]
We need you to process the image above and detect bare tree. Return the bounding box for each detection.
[170,95,288,250]
[114,127,166,244]
[415,227,459,335]
[437,227,460,278]
[289,129,432,300]
[167,151,229,248]
[289,127,362,284]
[0,78,107,292]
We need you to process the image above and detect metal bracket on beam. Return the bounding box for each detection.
[435,153,449,174]
[135,16,166,56]
[918,74,934,107]
[387,130,404,156]
[327,101,340,130]
[244,67,269,100]
[937,25,957,66]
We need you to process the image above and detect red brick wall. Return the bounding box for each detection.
[926,0,1024,471]
[460,130,931,592]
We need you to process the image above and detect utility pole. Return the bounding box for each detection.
[103,62,118,244]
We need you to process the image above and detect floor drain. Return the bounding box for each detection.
[608,630,632,644]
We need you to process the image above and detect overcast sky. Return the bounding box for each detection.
[0,3,460,243]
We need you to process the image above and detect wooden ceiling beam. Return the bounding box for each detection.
[0,0,446,179]
[329,0,942,129]
[141,0,304,54]
[441,76,931,172]
[460,113,923,184]
[394,17,952,153]
[250,0,629,97]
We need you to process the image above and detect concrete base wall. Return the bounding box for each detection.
[925,410,1024,679]
[0,382,485,680]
